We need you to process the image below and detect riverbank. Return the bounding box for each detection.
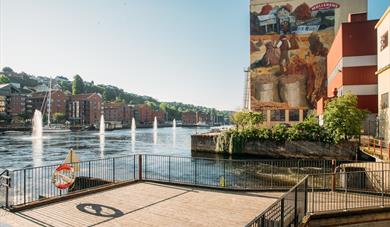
[191,132,372,160]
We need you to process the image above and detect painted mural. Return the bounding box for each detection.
[250,0,340,111]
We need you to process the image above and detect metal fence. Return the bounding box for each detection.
[308,169,390,213]
[142,155,343,190]
[1,155,345,209]
[246,169,390,227]
[2,153,390,223]
[4,155,138,208]
[245,176,308,227]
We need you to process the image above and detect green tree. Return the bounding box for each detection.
[231,111,264,129]
[324,93,367,143]
[0,74,10,84]
[53,112,67,123]
[72,75,85,95]
[2,67,14,74]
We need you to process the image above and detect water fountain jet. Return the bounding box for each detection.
[99,115,105,135]
[32,110,43,138]
[131,117,136,133]
[173,119,176,130]
[153,116,158,132]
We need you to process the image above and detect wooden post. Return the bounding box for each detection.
[374,139,376,155]
[380,140,383,158]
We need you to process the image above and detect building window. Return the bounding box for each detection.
[289,109,299,121]
[380,31,388,51]
[271,109,285,121]
[381,93,389,109]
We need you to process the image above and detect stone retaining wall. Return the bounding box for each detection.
[191,133,365,160]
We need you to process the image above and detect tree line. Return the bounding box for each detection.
[1,67,231,122]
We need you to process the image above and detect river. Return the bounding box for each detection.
[0,127,210,170]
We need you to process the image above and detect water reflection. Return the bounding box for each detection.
[153,131,157,145]
[131,132,136,153]
[32,138,43,167]
[99,134,105,158]
[173,130,176,147]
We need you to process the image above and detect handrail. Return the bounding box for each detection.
[246,175,309,227]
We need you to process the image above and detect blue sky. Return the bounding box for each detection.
[0,0,389,110]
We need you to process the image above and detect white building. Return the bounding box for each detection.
[376,7,390,144]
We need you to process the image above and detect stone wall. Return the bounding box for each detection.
[191,133,365,160]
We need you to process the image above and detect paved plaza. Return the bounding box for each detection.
[0,182,282,227]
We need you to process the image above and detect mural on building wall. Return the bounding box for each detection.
[250,0,340,111]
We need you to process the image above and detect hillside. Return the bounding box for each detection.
[0,67,232,121]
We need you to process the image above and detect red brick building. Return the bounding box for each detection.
[196,112,210,124]
[134,104,165,125]
[153,110,165,124]
[181,111,210,126]
[0,84,27,120]
[68,93,102,126]
[104,101,133,126]
[317,13,378,118]
[31,90,68,115]
[182,111,197,126]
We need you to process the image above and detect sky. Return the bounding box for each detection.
[0,0,389,111]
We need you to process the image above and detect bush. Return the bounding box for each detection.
[324,93,367,143]
[215,117,334,153]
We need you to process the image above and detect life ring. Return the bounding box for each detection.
[52,164,76,189]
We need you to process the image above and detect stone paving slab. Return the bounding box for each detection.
[0,182,282,227]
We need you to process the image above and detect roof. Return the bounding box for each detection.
[0,83,21,96]
[375,6,390,29]
[72,92,102,100]
[31,90,66,98]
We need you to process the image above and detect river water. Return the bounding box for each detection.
[0,127,210,170]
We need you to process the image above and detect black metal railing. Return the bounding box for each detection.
[308,169,390,213]
[142,154,349,190]
[245,176,308,227]
[1,155,341,209]
[246,169,390,227]
[2,152,390,223]
[4,155,138,208]
[0,170,10,208]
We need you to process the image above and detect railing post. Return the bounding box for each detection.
[88,161,91,178]
[168,156,171,182]
[138,155,143,180]
[304,177,308,215]
[388,143,390,161]
[271,161,274,189]
[332,160,336,191]
[294,187,298,226]
[194,159,197,185]
[261,215,265,227]
[223,160,226,188]
[311,175,315,213]
[5,170,9,209]
[323,160,326,189]
[297,160,300,183]
[344,172,348,211]
[382,162,385,207]
[133,156,136,180]
[112,158,115,183]
[280,198,285,227]
[23,169,26,204]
